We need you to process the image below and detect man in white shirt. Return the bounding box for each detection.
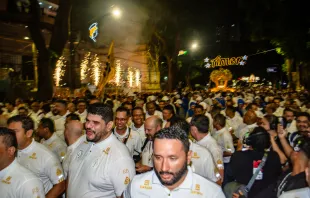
[273,98,285,117]
[283,108,297,133]
[135,116,162,173]
[235,110,258,141]
[7,115,65,197]
[190,115,225,182]
[225,106,243,133]
[123,127,225,198]
[0,127,45,198]
[131,107,146,143]
[114,107,142,157]
[37,118,67,162]
[67,103,135,198]
[162,105,175,128]
[2,101,18,118]
[63,120,85,178]
[52,100,70,140]
[29,101,44,121]
[145,101,163,119]
[18,106,40,130]
[75,100,87,123]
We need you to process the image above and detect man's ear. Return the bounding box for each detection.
[8,146,16,157]
[26,129,33,138]
[106,121,114,132]
[187,150,192,165]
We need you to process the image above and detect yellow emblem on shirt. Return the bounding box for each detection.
[56,168,62,176]
[191,183,203,195]
[124,176,130,185]
[192,152,200,159]
[1,176,12,184]
[29,153,37,159]
[60,152,65,157]
[103,147,111,155]
[48,142,54,149]
[217,159,223,165]
[140,180,152,190]
[195,184,200,191]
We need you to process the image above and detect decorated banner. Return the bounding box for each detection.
[204,55,248,68]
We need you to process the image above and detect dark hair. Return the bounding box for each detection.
[296,112,310,121]
[246,103,258,111]
[18,106,28,112]
[7,115,34,131]
[154,126,189,153]
[87,103,113,123]
[163,105,175,115]
[77,100,87,105]
[105,100,114,108]
[66,113,81,121]
[122,102,133,108]
[169,117,190,136]
[247,126,270,152]
[116,106,130,117]
[195,104,204,110]
[283,108,295,116]
[40,118,55,133]
[42,103,51,113]
[213,113,226,127]
[146,101,156,107]
[226,106,236,113]
[0,127,17,150]
[55,99,67,106]
[210,106,221,118]
[264,115,278,130]
[190,115,209,133]
[132,106,144,116]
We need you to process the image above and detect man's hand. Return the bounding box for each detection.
[277,124,288,139]
[135,164,151,173]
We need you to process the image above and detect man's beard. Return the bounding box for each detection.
[154,161,188,186]
[86,128,108,143]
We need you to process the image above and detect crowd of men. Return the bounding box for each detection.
[0,88,309,198]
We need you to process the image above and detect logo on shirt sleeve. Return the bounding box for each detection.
[191,184,203,195]
[1,176,12,184]
[124,176,130,185]
[192,152,200,159]
[103,147,111,155]
[29,153,37,159]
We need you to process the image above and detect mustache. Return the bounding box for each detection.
[86,129,95,133]
[159,171,174,175]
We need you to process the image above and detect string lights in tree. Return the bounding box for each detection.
[91,54,101,86]
[80,52,90,81]
[54,56,66,86]
[135,69,140,87]
[128,67,133,87]
[114,59,122,86]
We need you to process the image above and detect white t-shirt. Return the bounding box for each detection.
[123,167,225,198]
[278,187,310,198]
[114,127,142,157]
[212,127,235,163]
[141,140,153,167]
[62,135,86,178]
[131,123,146,144]
[235,123,257,140]
[286,120,297,134]
[0,159,45,198]
[53,111,70,140]
[41,133,67,162]
[190,141,220,182]
[17,139,65,194]
[67,133,136,198]
[226,114,243,132]
[196,134,224,170]
[146,110,163,120]
[75,110,87,123]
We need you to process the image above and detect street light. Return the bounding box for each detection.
[191,42,198,50]
[112,8,121,18]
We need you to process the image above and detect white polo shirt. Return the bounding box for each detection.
[123,167,225,198]
[67,133,136,198]
[141,140,153,167]
[41,132,67,162]
[131,123,146,144]
[53,111,70,140]
[62,134,86,178]
[226,114,243,132]
[75,110,87,123]
[114,127,142,157]
[17,139,65,194]
[212,127,235,163]
[196,134,224,170]
[190,141,220,182]
[0,159,45,198]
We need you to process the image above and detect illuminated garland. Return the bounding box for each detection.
[128,67,133,87]
[91,54,101,86]
[135,69,140,87]
[114,59,122,86]
[204,55,247,68]
[80,52,90,81]
[54,56,66,86]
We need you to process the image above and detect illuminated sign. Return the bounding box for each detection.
[267,67,277,73]
[204,55,247,68]
[89,23,99,42]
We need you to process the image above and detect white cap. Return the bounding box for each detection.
[162,96,170,101]
[175,94,180,99]
[196,96,203,101]
[199,102,207,110]
[147,95,157,102]
[175,99,183,104]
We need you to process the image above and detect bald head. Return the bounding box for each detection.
[243,110,258,125]
[64,120,83,145]
[145,116,163,140]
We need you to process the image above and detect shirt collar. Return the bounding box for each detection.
[216,127,227,134]
[43,133,58,144]
[114,127,129,140]
[94,133,115,150]
[18,139,35,153]
[0,159,17,179]
[131,123,144,131]
[68,135,86,151]
[197,133,211,144]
